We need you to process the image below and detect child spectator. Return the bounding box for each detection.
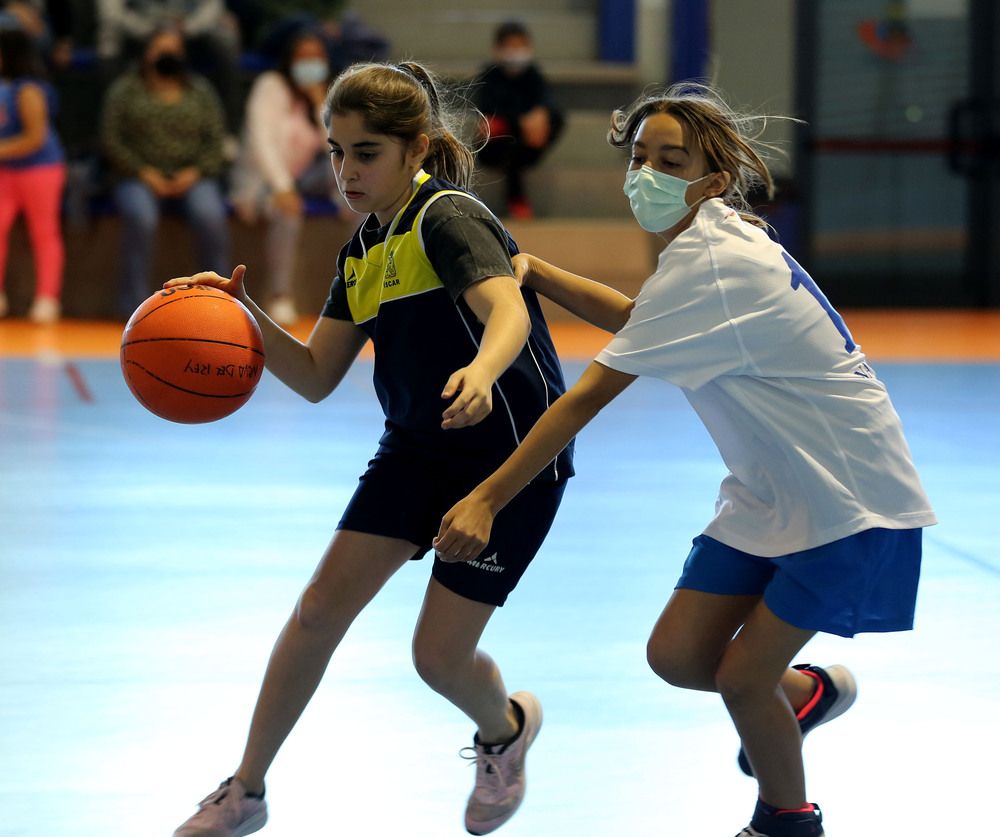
[0,26,66,323]
[474,19,564,220]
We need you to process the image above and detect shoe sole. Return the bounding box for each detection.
[464,691,542,835]
[232,810,268,837]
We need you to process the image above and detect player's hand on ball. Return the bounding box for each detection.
[434,494,494,562]
[164,264,250,304]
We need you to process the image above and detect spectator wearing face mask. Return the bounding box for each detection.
[474,19,564,220]
[230,27,339,326]
[100,25,229,317]
[95,0,243,134]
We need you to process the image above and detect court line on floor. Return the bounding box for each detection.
[64,362,94,404]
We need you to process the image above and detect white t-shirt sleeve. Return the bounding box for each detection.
[597,227,747,390]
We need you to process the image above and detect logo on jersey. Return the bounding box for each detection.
[468,552,505,573]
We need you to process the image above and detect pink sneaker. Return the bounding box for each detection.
[463,691,542,835]
[172,777,267,837]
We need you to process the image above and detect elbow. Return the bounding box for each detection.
[611,300,635,333]
[21,134,47,156]
[521,306,532,340]
[302,385,331,404]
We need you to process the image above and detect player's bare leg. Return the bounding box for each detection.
[234,530,417,793]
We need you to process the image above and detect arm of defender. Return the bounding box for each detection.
[515,254,635,334]
[433,361,637,562]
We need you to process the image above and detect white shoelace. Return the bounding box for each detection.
[461,745,509,799]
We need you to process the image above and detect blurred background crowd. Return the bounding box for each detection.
[2,1,997,324]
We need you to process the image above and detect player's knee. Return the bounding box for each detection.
[411,640,460,692]
[714,659,764,707]
[646,636,711,690]
[295,582,335,633]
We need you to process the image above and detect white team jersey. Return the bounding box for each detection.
[597,199,937,556]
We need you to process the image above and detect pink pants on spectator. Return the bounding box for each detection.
[0,162,67,299]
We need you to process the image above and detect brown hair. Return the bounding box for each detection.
[323,62,475,191]
[609,82,787,228]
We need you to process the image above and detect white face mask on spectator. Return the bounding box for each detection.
[498,48,532,72]
[290,58,329,86]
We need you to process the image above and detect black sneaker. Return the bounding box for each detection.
[738,664,857,776]
[735,801,824,837]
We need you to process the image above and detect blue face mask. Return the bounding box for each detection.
[290,58,329,86]
[623,166,715,233]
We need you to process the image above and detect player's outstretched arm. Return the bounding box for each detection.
[434,360,637,562]
[514,254,635,333]
[164,266,368,403]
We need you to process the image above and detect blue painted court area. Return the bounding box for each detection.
[1,358,997,836]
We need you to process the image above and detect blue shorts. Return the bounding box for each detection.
[338,445,566,607]
[675,528,923,638]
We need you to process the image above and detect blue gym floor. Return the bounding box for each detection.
[1,355,997,836]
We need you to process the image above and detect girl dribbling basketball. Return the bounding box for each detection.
[168,61,573,837]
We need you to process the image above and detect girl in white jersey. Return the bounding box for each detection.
[434,83,937,837]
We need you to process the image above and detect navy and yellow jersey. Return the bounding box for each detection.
[322,171,573,482]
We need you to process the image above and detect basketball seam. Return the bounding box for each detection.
[122,360,257,399]
[127,291,247,329]
[121,336,265,357]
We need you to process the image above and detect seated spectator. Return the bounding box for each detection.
[230,26,338,326]
[95,0,242,134]
[100,25,229,317]
[474,19,564,220]
[0,26,66,323]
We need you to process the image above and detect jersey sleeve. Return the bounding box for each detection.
[596,234,747,390]
[419,194,516,301]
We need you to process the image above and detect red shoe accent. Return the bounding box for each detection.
[775,803,817,816]
[795,668,824,721]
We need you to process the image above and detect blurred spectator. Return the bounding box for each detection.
[0,27,66,323]
[240,0,388,74]
[95,0,242,133]
[0,1,75,67]
[474,19,564,220]
[230,26,338,326]
[100,25,229,317]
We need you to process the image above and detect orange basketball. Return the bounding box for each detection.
[120,284,266,423]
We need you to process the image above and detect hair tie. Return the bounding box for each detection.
[394,62,441,117]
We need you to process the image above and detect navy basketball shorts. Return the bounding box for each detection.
[675,528,923,638]
[337,446,567,607]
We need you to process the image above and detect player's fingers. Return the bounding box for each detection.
[163,271,224,290]
[441,369,464,401]
[443,394,491,429]
[434,535,485,563]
